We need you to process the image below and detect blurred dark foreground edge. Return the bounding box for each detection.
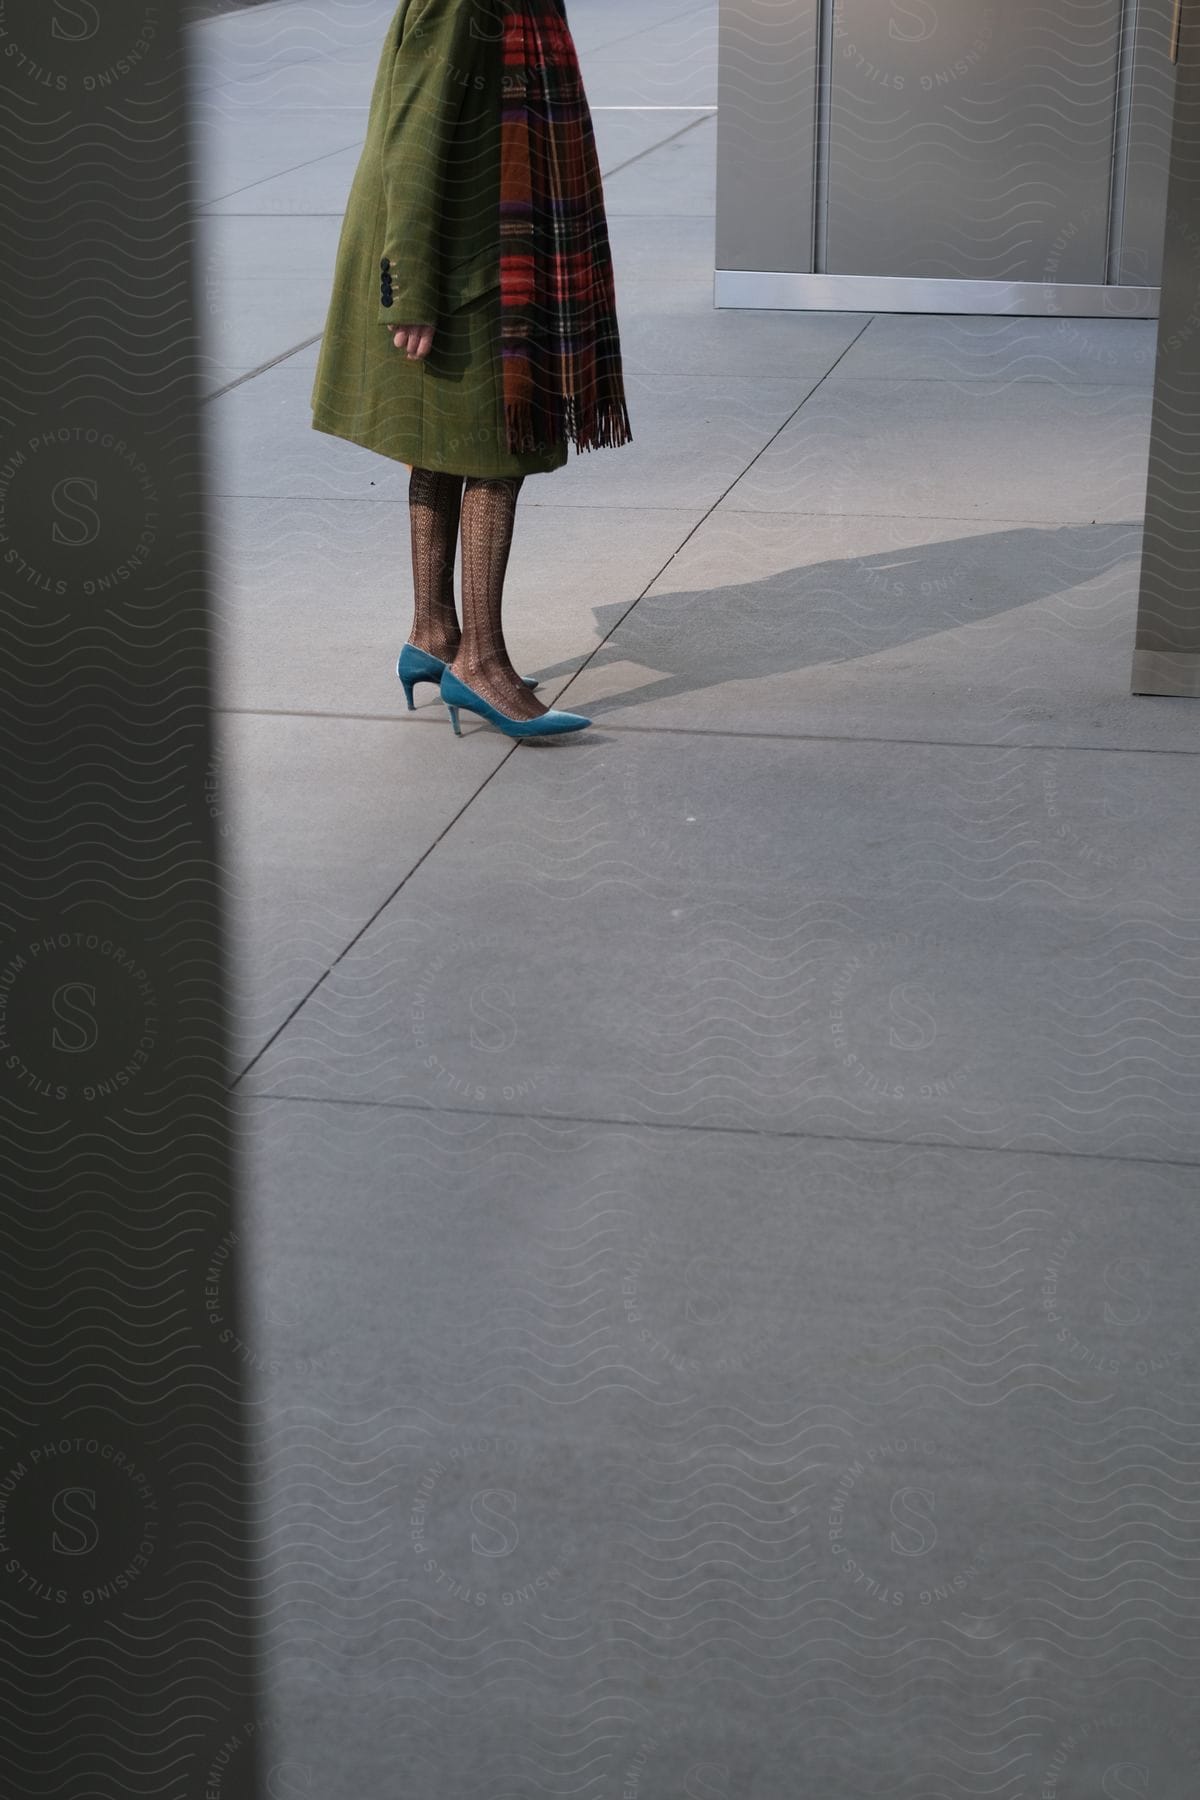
[1,1,262,1797]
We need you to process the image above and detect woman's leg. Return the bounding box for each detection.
[449,474,547,721]
[407,466,465,661]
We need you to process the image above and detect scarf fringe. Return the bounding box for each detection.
[570,394,633,454]
[506,393,633,458]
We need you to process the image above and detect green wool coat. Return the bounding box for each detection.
[310,0,568,479]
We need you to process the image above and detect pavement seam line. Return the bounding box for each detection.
[204,332,324,399]
[226,321,881,1079]
[213,709,1200,755]
[203,136,367,207]
[234,1092,1200,1173]
[228,735,529,1088]
[551,313,878,706]
[599,109,715,182]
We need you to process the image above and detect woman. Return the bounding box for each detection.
[311,0,632,740]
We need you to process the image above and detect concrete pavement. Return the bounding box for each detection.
[192,2,1200,1793]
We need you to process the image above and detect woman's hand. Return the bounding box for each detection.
[392,323,436,360]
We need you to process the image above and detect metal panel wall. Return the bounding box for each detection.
[1117,0,1179,286]
[1132,0,1200,695]
[714,0,820,276]
[714,0,1175,313]
[823,0,1125,281]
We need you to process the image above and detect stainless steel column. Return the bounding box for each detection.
[714,0,821,278]
[824,0,1122,282]
[1132,0,1200,696]
[1117,0,1182,285]
[715,0,1177,315]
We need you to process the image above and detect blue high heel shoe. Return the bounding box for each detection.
[398,642,538,711]
[439,667,591,740]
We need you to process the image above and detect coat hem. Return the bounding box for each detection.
[310,412,567,479]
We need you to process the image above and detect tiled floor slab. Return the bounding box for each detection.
[239,1097,1200,1416]
[532,370,821,511]
[185,34,335,95]
[607,213,718,283]
[206,345,822,509]
[568,0,714,54]
[197,56,384,110]
[196,213,347,287]
[202,142,364,214]
[185,5,389,91]
[240,1696,797,1800]
[559,510,1200,751]
[233,1090,1200,1762]
[830,313,1161,387]
[615,286,870,377]
[200,279,333,369]
[243,731,1200,1159]
[216,710,512,1070]
[576,18,717,110]
[722,377,1154,523]
[197,109,363,204]
[590,107,713,169]
[251,1684,1200,1800]
[599,116,716,214]
[211,498,701,714]
[193,89,370,125]
[579,65,719,108]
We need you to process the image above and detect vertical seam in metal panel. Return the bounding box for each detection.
[1107,0,1142,282]
[813,0,834,271]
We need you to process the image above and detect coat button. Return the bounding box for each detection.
[380,258,391,271]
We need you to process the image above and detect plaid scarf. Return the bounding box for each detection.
[499,0,632,456]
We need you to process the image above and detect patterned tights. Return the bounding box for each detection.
[407,465,546,721]
[407,465,463,663]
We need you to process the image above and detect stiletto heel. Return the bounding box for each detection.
[439,668,590,741]
[398,641,538,708]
